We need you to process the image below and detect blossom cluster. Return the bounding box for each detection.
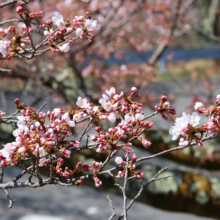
[0,1,100,58]
[0,87,175,187]
[2,87,219,187]
[0,99,89,179]
[169,95,220,148]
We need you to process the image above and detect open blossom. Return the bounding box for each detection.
[93,106,99,113]
[121,114,135,125]
[99,94,109,105]
[189,112,201,127]
[62,112,70,122]
[169,112,189,140]
[76,97,87,108]
[75,27,82,37]
[53,108,63,117]
[51,12,66,30]
[102,101,112,111]
[73,113,81,121]
[59,43,70,52]
[43,29,53,36]
[106,87,116,97]
[38,147,46,166]
[84,19,101,31]
[169,112,201,140]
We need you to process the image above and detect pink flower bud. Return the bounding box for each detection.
[163,102,170,109]
[108,113,116,123]
[57,158,64,166]
[123,148,134,154]
[67,121,75,127]
[115,157,123,164]
[130,87,137,94]
[142,139,151,148]
[155,105,161,111]
[161,95,167,102]
[14,98,19,108]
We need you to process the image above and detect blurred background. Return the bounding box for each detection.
[1,0,220,219]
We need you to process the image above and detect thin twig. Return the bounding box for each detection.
[37,102,47,114]
[107,195,116,220]
[4,189,15,209]
[0,165,4,183]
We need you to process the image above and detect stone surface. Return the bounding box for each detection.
[0,166,215,220]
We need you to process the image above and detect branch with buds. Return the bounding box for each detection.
[0,86,219,219]
[0,1,100,60]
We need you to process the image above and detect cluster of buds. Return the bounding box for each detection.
[0,98,85,168]
[55,160,92,178]
[94,177,102,187]
[93,161,103,187]
[155,95,176,120]
[16,1,43,19]
[115,155,144,182]
[0,87,176,188]
[88,87,156,152]
[0,2,45,58]
[0,1,101,58]
[91,126,127,153]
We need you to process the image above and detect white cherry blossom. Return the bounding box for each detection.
[84,19,101,31]
[73,113,81,121]
[76,97,87,108]
[39,147,46,166]
[121,115,135,125]
[99,94,109,105]
[51,12,66,30]
[62,112,70,122]
[102,101,112,111]
[75,27,82,37]
[189,112,201,127]
[59,43,70,53]
[169,112,189,140]
[106,87,116,97]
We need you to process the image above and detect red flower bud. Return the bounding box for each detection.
[161,95,167,102]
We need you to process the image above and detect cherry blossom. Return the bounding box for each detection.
[84,19,100,31]
[52,12,66,30]
[59,43,70,52]
[76,97,88,108]
[189,112,201,127]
